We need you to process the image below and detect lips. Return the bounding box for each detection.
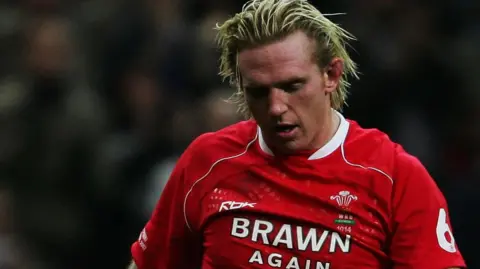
[274,124,298,138]
[275,124,297,133]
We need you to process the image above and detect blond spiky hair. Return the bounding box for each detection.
[215,0,359,118]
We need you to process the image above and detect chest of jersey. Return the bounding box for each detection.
[188,157,393,269]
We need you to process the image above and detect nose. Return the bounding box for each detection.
[268,87,288,117]
[268,88,288,117]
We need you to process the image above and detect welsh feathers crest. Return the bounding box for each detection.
[330,190,358,207]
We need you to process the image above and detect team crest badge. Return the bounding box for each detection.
[330,190,357,226]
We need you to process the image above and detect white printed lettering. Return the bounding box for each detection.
[297,227,329,252]
[247,251,331,269]
[230,201,245,210]
[219,201,256,212]
[231,218,249,238]
[231,217,352,269]
[268,253,282,268]
[248,250,264,264]
[219,202,230,212]
[286,256,300,269]
[316,262,330,269]
[272,224,293,249]
[252,220,274,244]
[329,233,351,253]
[436,208,457,253]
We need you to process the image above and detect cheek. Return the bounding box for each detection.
[294,86,326,125]
[246,99,267,118]
[300,74,325,99]
[298,84,325,108]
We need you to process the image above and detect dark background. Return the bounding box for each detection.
[0,0,478,268]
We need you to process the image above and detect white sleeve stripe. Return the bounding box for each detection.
[183,131,259,231]
[340,141,394,184]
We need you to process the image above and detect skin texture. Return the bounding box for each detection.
[238,31,344,155]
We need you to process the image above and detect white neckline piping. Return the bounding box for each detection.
[258,110,350,160]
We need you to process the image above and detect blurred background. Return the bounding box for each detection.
[0,0,478,268]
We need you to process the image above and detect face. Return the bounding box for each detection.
[238,31,342,154]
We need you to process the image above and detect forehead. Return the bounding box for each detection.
[238,31,316,86]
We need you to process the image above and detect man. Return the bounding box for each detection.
[129,0,466,268]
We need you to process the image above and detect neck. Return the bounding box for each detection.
[308,108,340,151]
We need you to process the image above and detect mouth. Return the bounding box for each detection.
[274,124,298,138]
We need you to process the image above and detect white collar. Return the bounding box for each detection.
[258,110,350,160]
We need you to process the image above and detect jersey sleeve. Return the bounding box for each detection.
[389,147,466,269]
[131,139,204,269]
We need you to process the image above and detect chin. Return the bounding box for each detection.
[276,140,305,154]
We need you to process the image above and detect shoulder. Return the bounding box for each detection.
[178,121,259,228]
[176,120,258,176]
[186,120,257,157]
[343,119,397,175]
[344,119,427,184]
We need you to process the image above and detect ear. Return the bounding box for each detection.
[323,57,344,93]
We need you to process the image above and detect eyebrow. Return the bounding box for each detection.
[244,77,307,89]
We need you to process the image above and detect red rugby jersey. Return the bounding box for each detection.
[131,112,466,269]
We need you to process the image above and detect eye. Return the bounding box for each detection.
[282,82,304,93]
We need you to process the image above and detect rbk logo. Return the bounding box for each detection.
[219,201,256,212]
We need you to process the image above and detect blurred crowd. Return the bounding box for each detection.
[0,0,478,268]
